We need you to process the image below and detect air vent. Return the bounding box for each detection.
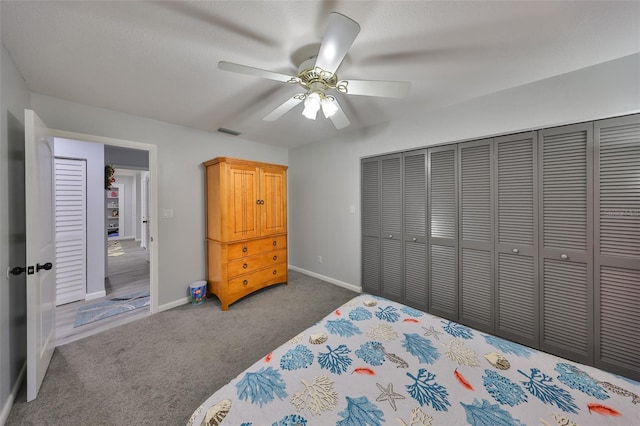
[218,128,241,136]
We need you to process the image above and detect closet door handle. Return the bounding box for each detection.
[388,234,393,239]
[560,254,568,260]
[512,248,519,254]
[412,237,417,242]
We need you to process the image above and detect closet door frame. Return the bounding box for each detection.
[538,122,594,365]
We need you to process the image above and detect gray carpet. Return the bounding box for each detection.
[6,270,358,425]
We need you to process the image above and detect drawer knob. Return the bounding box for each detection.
[272,240,277,246]
[273,255,277,261]
[242,247,248,253]
[243,263,248,269]
[272,269,277,275]
[512,248,519,254]
[243,279,248,286]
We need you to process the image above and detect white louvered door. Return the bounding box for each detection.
[539,123,593,365]
[458,139,494,333]
[381,155,403,302]
[428,145,458,321]
[361,158,381,295]
[55,158,87,306]
[403,151,427,311]
[594,115,640,381]
[494,132,539,348]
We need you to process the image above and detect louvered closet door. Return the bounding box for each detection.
[55,158,87,306]
[403,151,427,311]
[361,158,381,295]
[428,145,458,321]
[459,139,494,332]
[494,132,538,348]
[539,123,593,364]
[594,114,640,380]
[380,154,403,302]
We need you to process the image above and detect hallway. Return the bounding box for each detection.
[55,239,150,346]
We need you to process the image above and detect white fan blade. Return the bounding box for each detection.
[218,61,296,83]
[341,79,411,98]
[314,13,360,75]
[328,98,350,129]
[263,95,304,121]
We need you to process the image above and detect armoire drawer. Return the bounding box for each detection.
[227,235,287,260]
[227,248,287,278]
[227,263,287,296]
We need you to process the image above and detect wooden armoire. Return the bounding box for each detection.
[203,157,288,310]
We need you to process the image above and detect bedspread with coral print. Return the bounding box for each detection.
[188,294,640,426]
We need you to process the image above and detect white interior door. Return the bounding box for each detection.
[25,109,56,401]
[142,172,151,261]
[54,158,87,306]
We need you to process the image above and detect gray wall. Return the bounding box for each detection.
[29,92,289,307]
[0,45,30,423]
[288,53,640,288]
[105,145,149,170]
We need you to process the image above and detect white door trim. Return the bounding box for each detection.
[47,128,159,315]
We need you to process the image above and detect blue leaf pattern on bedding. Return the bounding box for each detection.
[406,368,451,411]
[280,345,314,371]
[326,319,362,337]
[554,362,609,400]
[375,306,400,322]
[402,333,440,364]
[349,307,372,321]
[272,414,307,426]
[337,396,385,426]
[318,344,352,375]
[401,306,424,317]
[441,321,474,339]
[461,398,526,426]
[518,368,579,413]
[482,369,528,406]
[355,341,386,366]
[483,335,533,358]
[236,367,288,407]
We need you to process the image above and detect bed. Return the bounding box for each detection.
[188,294,639,426]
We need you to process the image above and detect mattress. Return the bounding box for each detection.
[188,294,639,425]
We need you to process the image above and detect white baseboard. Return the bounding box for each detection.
[1,362,26,426]
[288,265,362,293]
[85,290,106,301]
[158,296,190,312]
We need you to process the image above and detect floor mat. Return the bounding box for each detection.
[74,291,150,328]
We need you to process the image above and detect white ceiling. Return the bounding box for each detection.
[2,1,639,148]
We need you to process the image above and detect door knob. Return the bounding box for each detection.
[512,248,519,253]
[37,262,53,272]
[9,266,26,276]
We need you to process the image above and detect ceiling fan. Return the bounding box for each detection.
[218,12,411,129]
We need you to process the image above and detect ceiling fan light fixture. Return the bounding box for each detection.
[302,92,322,120]
[321,96,339,118]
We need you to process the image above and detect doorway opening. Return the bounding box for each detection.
[52,137,156,346]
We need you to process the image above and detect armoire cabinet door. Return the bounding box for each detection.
[594,115,640,380]
[539,122,593,365]
[403,151,427,311]
[361,158,381,295]
[226,163,260,241]
[494,132,538,348]
[381,155,403,302]
[428,145,458,321]
[259,167,287,236]
[458,139,494,333]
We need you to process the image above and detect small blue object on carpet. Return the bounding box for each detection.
[74,290,150,328]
